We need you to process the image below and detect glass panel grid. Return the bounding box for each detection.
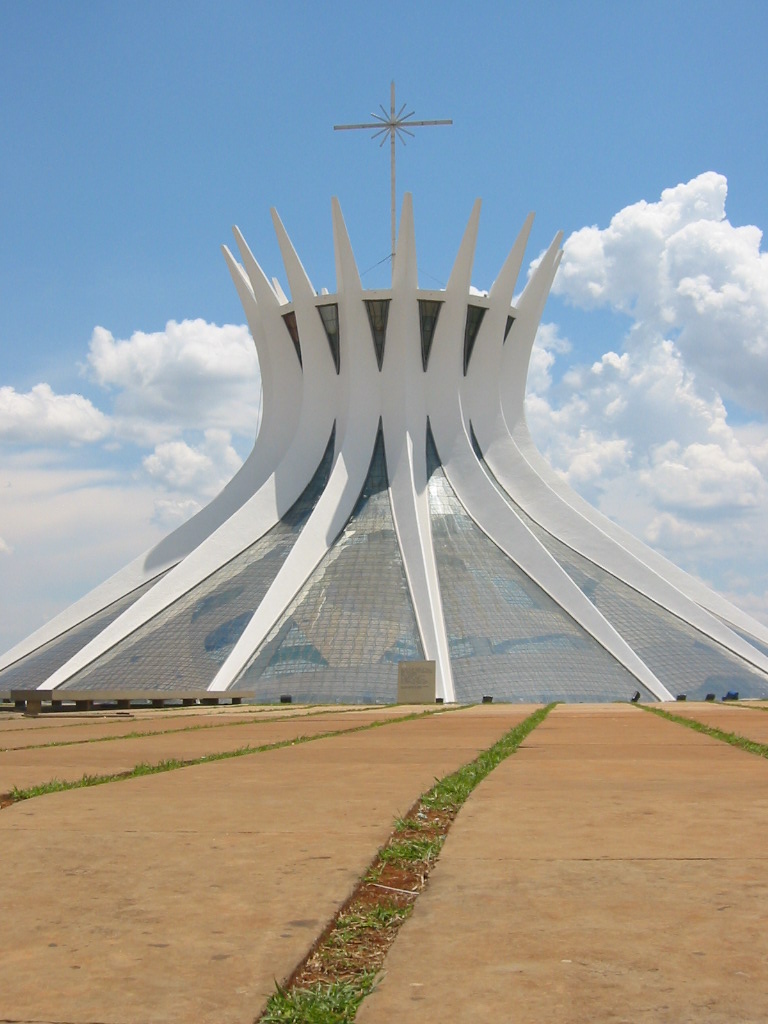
[57,430,336,694]
[235,428,423,703]
[485,463,768,701]
[0,572,168,694]
[426,432,646,703]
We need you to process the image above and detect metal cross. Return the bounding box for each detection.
[334,81,452,265]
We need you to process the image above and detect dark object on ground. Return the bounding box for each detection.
[723,691,739,701]
[630,691,641,703]
[482,695,493,704]
[280,694,293,704]
[705,693,716,701]
[676,694,687,701]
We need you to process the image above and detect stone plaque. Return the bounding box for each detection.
[397,660,436,704]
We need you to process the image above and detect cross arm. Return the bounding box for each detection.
[333,122,384,131]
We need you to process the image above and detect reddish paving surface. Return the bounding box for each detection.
[358,704,768,1024]
[0,704,530,1024]
[0,705,423,792]
[660,702,768,743]
[0,703,358,749]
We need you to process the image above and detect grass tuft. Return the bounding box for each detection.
[260,975,377,1023]
[378,836,443,864]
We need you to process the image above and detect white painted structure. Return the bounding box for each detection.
[3,196,768,705]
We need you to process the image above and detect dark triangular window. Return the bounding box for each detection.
[463,305,487,375]
[317,303,340,374]
[425,417,441,476]
[364,299,389,371]
[281,311,302,367]
[419,300,442,371]
[504,314,515,342]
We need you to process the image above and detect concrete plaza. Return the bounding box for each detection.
[1,701,766,1023]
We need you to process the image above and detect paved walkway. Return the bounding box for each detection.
[0,705,423,792]
[0,704,531,1024]
[0,702,359,748]
[359,704,768,1024]
[660,701,768,743]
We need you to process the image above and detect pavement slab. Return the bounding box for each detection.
[0,704,531,1024]
[658,702,768,743]
[0,705,425,792]
[0,703,365,747]
[358,704,768,1024]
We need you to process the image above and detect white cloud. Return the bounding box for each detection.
[529,172,768,625]
[143,428,243,524]
[0,319,259,649]
[0,453,164,651]
[0,383,110,445]
[86,319,261,443]
[553,171,768,415]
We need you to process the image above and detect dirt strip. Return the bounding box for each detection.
[0,706,422,793]
[0,704,533,1024]
[358,704,768,1024]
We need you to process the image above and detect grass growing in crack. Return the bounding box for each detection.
[393,815,427,832]
[4,707,453,805]
[638,703,768,759]
[378,836,443,864]
[422,702,554,815]
[259,702,556,1023]
[261,975,377,1024]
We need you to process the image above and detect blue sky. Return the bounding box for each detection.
[2,0,768,651]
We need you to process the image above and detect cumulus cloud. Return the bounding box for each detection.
[143,428,243,521]
[0,319,260,648]
[86,319,261,443]
[528,172,768,624]
[553,171,768,415]
[0,383,110,445]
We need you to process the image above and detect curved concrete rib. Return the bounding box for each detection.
[464,237,768,675]
[383,193,455,702]
[208,197,381,691]
[0,559,169,675]
[480,433,768,674]
[35,214,341,693]
[1,233,293,675]
[497,240,768,651]
[513,419,768,649]
[428,203,672,700]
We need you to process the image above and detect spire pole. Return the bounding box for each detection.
[390,81,397,263]
[334,81,452,274]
